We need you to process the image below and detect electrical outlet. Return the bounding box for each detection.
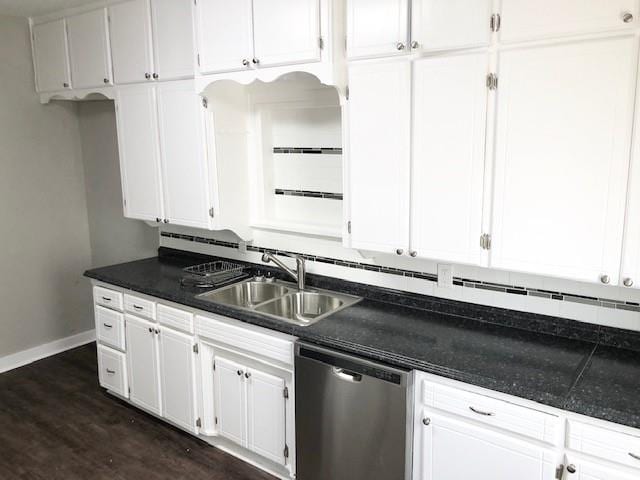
[437,264,453,289]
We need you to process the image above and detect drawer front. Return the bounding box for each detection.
[157,304,193,334]
[567,420,640,469]
[95,306,125,350]
[196,315,294,366]
[421,380,560,444]
[97,345,128,398]
[124,294,156,320]
[94,286,123,311]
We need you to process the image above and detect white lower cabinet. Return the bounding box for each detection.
[561,456,639,480]
[97,344,128,398]
[125,314,162,415]
[214,355,247,445]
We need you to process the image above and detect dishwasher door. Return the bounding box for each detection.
[295,342,409,480]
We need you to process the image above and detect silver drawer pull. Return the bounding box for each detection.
[469,406,495,416]
[103,323,113,329]
[133,305,143,310]
[101,296,112,302]
[629,452,640,461]
[106,369,116,375]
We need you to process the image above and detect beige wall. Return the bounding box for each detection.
[77,101,158,268]
[0,15,93,357]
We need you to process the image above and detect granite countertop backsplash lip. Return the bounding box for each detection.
[84,247,640,430]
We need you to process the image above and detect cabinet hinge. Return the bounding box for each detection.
[283,386,289,399]
[212,360,216,371]
[197,53,200,67]
[318,36,324,50]
[214,416,218,425]
[486,73,498,90]
[284,444,289,459]
[196,417,202,428]
[490,13,501,32]
[202,97,208,109]
[555,465,564,480]
[123,198,127,207]
[345,86,350,100]
[193,343,199,354]
[480,233,492,250]
[347,220,352,234]
[209,207,214,218]
[128,386,131,394]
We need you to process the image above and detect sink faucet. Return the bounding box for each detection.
[262,253,306,291]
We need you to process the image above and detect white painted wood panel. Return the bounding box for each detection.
[252,0,321,67]
[156,80,211,229]
[93,285,123,311]
[97,345,128,397]
[347,0,409,59]
[157,304,194,334]
[214,355,247,446]
[562,456,639,480]
[567,420,640,470]
[347,59,411,254]
[124,294,156,320]
[125,314,162,415]
[411,52,488,265]
[95,306,126,351]
[66,8,112,88]
[109,0,155,85]
[32,19,71,92]
[490,37,637,284]
[150,0,195,80]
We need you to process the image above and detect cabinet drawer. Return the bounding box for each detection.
[567,420,640,469]
[157,304,193,334]
[95,306,125,351]
[421,381,560,444]
[124,294,156,320]
[97,345,128,398]
[94,286,123,311]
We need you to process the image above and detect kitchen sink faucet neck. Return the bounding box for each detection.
[262,253,306,291]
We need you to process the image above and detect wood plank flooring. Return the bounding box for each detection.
[0,343,276,480]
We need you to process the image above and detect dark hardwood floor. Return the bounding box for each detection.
[0,343,276,480]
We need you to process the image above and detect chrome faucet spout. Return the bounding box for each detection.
[262,253,306,290]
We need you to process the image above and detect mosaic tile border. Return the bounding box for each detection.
[273,147,343,155]
[274,189,344,200]
[160,232,640,313]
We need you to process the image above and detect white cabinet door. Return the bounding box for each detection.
[562,456,638,480]
[246,369,286,465]
[500,0,639,43]
[214,356,246,446]
[411,52,488,265]
[159,327,198,433]
[417,412,557,480]
[252,0,320,67]
[411,0,492,51]
[347,59,411,254]
[156,80,211,229]
[490,37,637,284]
[115,84,164,222]
[32,19,71,92]
[125,315,162,415]
[197,0,253,73]
[150,0,195,80]
[66,9,112,88]
[347,0,410,59]
[109,0,155,85]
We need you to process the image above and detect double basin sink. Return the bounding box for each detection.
[197,277,361,326]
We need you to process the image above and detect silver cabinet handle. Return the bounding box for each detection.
[101,296,112,302]
[396,248,404,255]
[623,12,634,23]
[163,219,169,224]
[252,58,260,65]
[148,327,153,333]
[244,372,251,379]
[600,274,610,285]
[566,464,576,474]
[103,323,113,329]
[396,42,405,50]
[624,278,634,287]
[63,82,69,88]
[242,59,250,66]
[156,217,161,223]
[422,417,431,426]
[629,452,640,461]
[155,328,160,335]
[153,73,159,79]
[103,78,110,84]
[469,406,495,416]
[133,305,143,310]
[411,40,419,49]
[106,368,116,375]
[410,251,417,257]
[145,73,151,79]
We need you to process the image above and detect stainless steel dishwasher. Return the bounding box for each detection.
[295,342,410,480]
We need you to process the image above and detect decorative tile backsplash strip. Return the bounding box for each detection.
[160,232,640,313]
[273,147,343,155]
[274,189,344,200]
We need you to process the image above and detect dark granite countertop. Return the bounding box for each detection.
[85,248,640,430]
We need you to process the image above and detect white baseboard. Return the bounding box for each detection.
[0,329,96,374]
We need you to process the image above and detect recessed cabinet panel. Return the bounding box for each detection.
[500,0,639,43]
[115,85,164,222]
[125,315,162,415]
[490,37,637,284]
[150,0,195,80]
[347,0,409,59]
[214,356,247,446]
[411,0,492,51]
[347,59,411,254]
[198,0,253,74]
[156,81,211,229]
[66,9,112,88]
[109,0,155,85]
[252,0,320,67]
[411,52,488,265]
[32,19,71,92]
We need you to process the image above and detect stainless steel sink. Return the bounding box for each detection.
[197,277,360,326]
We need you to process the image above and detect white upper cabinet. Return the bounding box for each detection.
[411,0,493,52]
[156,80,211,229]
[66,9,112,88]
[115,84,164,222]
[490,37,637,284]
[150,0,195,80]
[197,0,253,74]
[109,0,155,84]
[411,52,488,265]
[347,59,411,254]
[500,0,639,43]
[126,314,162,415]
[252,0,321,67]
[32,19,71,92]
[347,0,410,59]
